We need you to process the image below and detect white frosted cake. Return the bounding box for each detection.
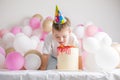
[57,46,79,70]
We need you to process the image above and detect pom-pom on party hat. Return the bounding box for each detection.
[54,5,66,24]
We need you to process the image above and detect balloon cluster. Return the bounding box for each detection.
[0,13,120,72]
[73,23,120,72]
[0,14,53,70]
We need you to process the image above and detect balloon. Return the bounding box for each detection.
[2,32,15,49]
[0,54,5,69]
[111,43,120,68]
[15,33,25,38]
[21,17,31,26]
[85,25,98,37]
[81,51,87,69]
[22,25,32,37]
[79,39,83,50]
[94,32,112,46]
[112,43,120,53]
[25,50,42,57]
[32,29,42,37]
[30,36,39,48]
[98,27,103,32]
[10,26,22,35]
[5,52,24,70]
[29,17,41,30]
[85,53,101,72]
[36,41,44,52]
[24,54,41,70]
[0,47,6,56]
[33,14,43,21]
[0,29,9,38]
[102,35,112,46]
[2,32,15,44]
[13,35,37,55]
[40,32,48,41]
[95,46,120,70]
[73,25,85,39]
[83,37,100,53]
[5,47,15,55]
[42,16,53,33]
[0,39,5,49]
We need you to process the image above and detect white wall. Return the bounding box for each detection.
[0,0,120,42]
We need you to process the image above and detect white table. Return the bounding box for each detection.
[0,69,120,80]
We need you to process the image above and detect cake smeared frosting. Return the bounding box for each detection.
[57,45,76,55]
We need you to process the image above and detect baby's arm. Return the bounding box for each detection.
[40,54,49,70]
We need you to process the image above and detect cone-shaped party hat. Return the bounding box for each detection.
[54,5,66,24]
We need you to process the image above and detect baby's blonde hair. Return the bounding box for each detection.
[52,17,71,31]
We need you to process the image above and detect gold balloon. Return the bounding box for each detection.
[25,50,42,58]
[5,47,15,55]
[33,14,43,21]
[111,43,120,68]
[42,17,53,33]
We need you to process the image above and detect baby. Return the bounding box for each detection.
[40,5,82,70]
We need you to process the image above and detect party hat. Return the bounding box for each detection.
[54,5,66,24]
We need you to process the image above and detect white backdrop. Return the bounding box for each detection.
[0,0,120,42]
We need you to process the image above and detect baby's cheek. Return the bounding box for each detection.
[64,38,69,43]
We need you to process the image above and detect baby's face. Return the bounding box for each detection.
[52,27,71,45]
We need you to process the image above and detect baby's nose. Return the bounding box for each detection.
[59,37,64,42]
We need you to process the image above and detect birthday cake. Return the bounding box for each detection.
[57,45,79,70]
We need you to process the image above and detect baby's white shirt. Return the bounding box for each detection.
[42,32,81,57]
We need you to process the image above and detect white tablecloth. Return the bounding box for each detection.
[0,69,120,80]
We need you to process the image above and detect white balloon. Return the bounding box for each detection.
[2,32,15,43]
[22,26,32,37]
[0,54,5,69]
[21,17,30,26]
[2,32,15,49]
[83,37,100,53]
[85,53,101,72]
[32,29,42,37]
[13,35,36,55]
[31,36,39,48]
[15,33,25,38]
[102,35,112,46]
[94,32,108,41]
[24,54,41,70]
[95,46,120,70]
[94,32,112,46]
[36,41,44,52]
[73,26,85,39]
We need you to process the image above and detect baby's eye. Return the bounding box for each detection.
[63,36,67,38]
[56,36,60,39]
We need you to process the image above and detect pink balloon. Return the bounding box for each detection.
[98,27,103,32]
[82,51,87,70]
[40,32,48,41]
[0,47,6,56]
[5,52,24,70]
[29,17,41,30]
[11,26,22,35]
[85,25,98,37]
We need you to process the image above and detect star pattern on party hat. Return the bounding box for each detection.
[54,5,66,24]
